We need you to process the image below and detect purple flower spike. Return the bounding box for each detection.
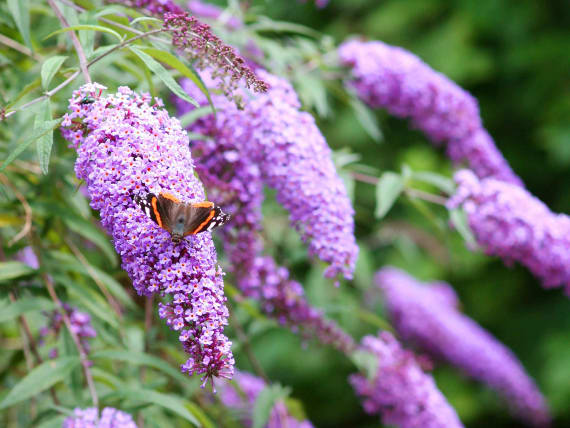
[216,371,314,428]
[338,39,522,186]
[177,69,359,282]
[350,331,464,428]
[177,78,355,353]
[376,267,551,427]
[62,83,234,382]
[187,1,242,29]
[448,169,570,294]
[63,407,137,428]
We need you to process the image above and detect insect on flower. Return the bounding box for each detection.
[133,192,230,243]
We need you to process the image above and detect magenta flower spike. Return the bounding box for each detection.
[338,39,523,186]
[376,267,551,427]
[449,169,570,294]
[350,331,464,428]
[62,83,234,383]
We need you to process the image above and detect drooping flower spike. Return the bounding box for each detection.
[350,331,464,428]
[377,267,551,427]
[177,69,359,283]
[175,72,356,353]
[62,83,234,383]
[339,39,523,186]
[448,169,570,294]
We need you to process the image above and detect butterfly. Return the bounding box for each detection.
[133,192,230,243]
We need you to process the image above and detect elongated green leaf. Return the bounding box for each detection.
[413,171,455,194]
[136,46,213,110]
[44,25,122,42]
[41,56,68,90]
[350,95,383,143]
[130,47,199,107]
[253,384,291,428]
[130,16,162,27]
[5,77,41,110]
[350,349,378,380]
[0,261,35,282]
[91,350,188,385]
[62,215,116,265]
[375,172,404,218]
[0,297,55,323]
[35,415,66,428]
[104,389,200,426]
[179,106,214,129]
[35,99,53,174]
[7,0,32,50]
[450,208,477,247]
[0,357,80,408]
[0,118,63,172]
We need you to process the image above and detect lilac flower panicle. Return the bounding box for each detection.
[377,267,551,427]
[177,69,358,282]
[448,169,570,294]
[216,371,314,428]
[350,331,464,428]
[40,304,96,357]
[339,40,522,186]
[63,407,137,428]
[174,70,356,352]
[62,83,234,382]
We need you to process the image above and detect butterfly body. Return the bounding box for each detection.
[134,192,230,243]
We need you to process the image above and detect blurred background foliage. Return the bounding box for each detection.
[0,0,569,427]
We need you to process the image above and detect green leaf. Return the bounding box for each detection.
[136,46,213,111]
[0,297,55,323]
[35,415,66,428]
[349,95,383,143]
[7,0,32,50]
[91,350,189,386]
[4,77,41,110]
[179,106,214,129]
[129,46,199,107]
[130,16,162,27]
[450,208,477,248]
[41,56,68,90]
[35,99,54,174]
[0,357,80,409]
[375,172,404,218]
[44,24,122,43]
[413,171,455,194]
[0,261,35,282]
[350,349,378,380]
[252,384,291,428]
[104,389,200,426]
[0,118,63,172]
[62,215,117,266]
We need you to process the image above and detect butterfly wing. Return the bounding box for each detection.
[183,202,230,235]
[133,192,178,233]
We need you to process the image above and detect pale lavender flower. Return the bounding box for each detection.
[376,267,551,427]
[40,304,96,355]
[216,371,314,428]
[448,169,570,294]
[177,69,358,282]
[61,83,233,383]
[15,246,39,269]
[350,331,464,428]
[338,39,522,186]
[63,407,137,428]
[176,76,355,353]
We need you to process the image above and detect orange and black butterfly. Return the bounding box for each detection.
[133,192,230,243]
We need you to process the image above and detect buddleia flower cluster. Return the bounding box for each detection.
[448,169,570,294]
[338,40,522,186]
[350,331,464,428]
[377,267,551,427]
[178,69,358,282]
[62,407,137,428]
[61,83,234,383]
[39,304,96,358]
[216,371,314,428]
[174,70,356,352]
